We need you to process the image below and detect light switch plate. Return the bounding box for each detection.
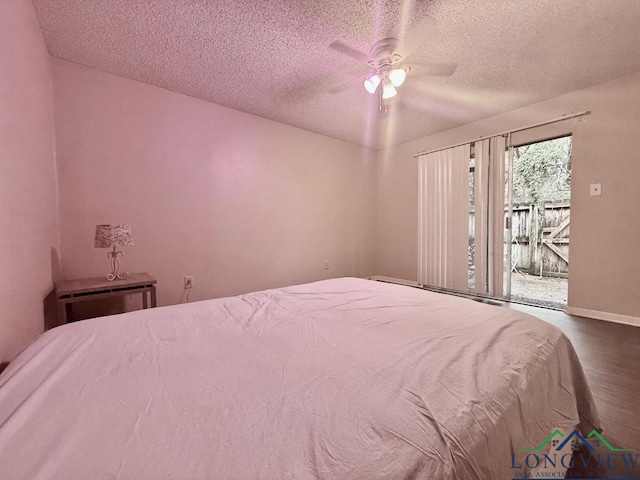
[590,183,602,196]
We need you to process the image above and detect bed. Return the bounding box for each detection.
[0,277,599,479]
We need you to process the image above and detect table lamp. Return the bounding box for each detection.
[94,224,134,281]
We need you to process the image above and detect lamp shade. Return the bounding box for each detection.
[94,224,134,248]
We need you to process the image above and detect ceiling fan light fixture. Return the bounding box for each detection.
[382,82,397,99]
[389,68,407,87]
[363,74,381,94]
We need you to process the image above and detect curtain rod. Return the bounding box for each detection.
[413,110,591,158]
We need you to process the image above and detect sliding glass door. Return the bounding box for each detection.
[418,114,583,306]
[508,136,572,309]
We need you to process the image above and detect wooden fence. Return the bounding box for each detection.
[469,202,570,277]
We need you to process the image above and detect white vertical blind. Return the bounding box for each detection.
[473,139,490,293]
[488,135,506,297]
[418,144,470,290]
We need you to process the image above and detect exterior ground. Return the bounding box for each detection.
[510,272,568,309]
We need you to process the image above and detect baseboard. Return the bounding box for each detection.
[565,306,640,327]
[369,276,420,287]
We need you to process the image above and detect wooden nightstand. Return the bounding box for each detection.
[56,272,157,324]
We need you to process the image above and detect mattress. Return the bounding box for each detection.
[0,277,599,479]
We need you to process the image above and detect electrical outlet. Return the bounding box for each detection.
[325,260,330,270]
[184,276,194,289]
[590,183,602,196]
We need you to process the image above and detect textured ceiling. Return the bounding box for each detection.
[32,0,640,149]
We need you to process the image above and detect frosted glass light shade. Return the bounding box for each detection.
[389,68,407,87]
[363,74,381,94]
[382,82,397,99]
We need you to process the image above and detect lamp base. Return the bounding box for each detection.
[106,272,129,282]
[106,247,129,282]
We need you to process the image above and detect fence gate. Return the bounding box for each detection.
[541,212,569,277]
[509,202,570,277]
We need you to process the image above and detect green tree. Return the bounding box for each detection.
[512,137,572,205]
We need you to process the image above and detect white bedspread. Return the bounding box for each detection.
[0,278,599,479]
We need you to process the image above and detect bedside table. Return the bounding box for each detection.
[56,272,157,324]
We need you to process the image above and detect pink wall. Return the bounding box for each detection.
[376,72,640,321]
[0,0,60,361]
[53,59,376,310]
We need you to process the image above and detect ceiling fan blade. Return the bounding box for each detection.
[409,62,457,77]
[328,76,362,94]
[329,41,370,64]
[398,15,438,58]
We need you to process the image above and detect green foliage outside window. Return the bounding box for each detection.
[512,136,572,205]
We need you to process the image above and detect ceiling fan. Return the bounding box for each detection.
[328,15,456,111]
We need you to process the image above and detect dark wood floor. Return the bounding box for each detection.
[508,303,640,459]
[509,303,640,450]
